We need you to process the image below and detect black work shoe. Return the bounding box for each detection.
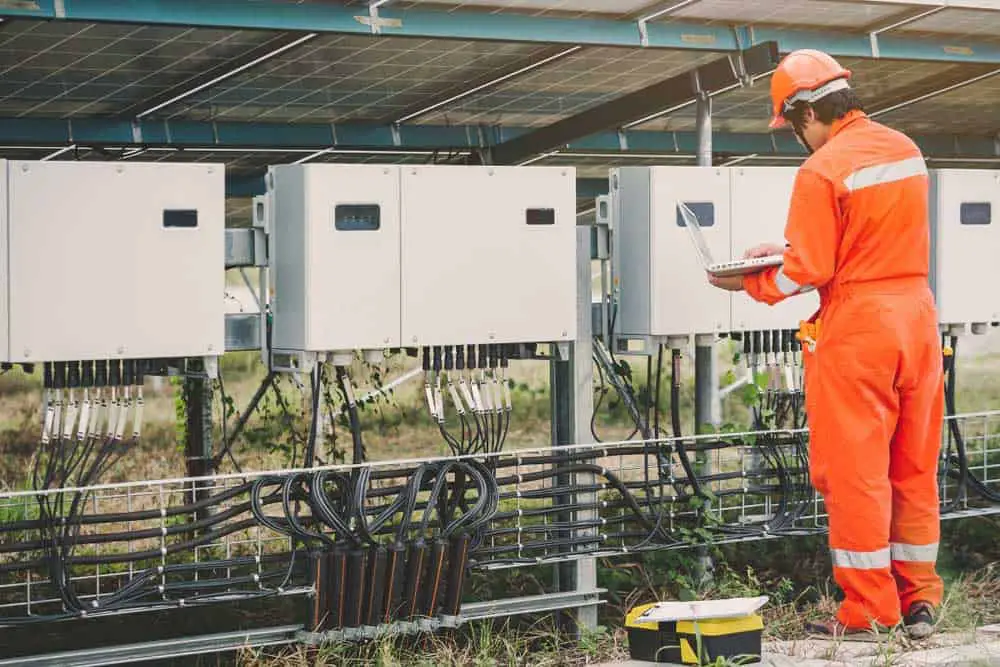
[904,601,936,640]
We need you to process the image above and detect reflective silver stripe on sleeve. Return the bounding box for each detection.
[774,268,808,296]
[890,542,939,563]
[843,156,928,192]
[830,547,891,570]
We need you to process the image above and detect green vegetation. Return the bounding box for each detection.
[2,342,1000,665]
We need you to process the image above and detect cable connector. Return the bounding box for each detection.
[132,387,145,439]
[447,379,465,416]
[424,381,438,420]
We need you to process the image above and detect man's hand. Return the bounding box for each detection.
[743,243,785,259]
[707,272,745,291]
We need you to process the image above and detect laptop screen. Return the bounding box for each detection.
[678,202,715,268]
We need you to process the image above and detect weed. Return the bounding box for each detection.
[238,619,627,667]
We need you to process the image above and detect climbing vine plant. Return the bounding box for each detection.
[170,352,404,472]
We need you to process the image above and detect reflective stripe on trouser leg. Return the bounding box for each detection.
[831,548,891,570]
[890,310,946,611]
[807,303,902,629]
[891,542,939,563]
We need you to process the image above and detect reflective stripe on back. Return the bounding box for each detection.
[842,156,927,193]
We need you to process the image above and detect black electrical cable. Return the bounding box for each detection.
[591,356,609,443]
[303,365,322,469]
[941,336,971,512]
[335,366,366,466]
[669,348,707,506]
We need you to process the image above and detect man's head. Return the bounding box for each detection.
[769,49,865,153]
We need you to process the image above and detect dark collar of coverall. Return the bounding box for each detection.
[827,109,868,140]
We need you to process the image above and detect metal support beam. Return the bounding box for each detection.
[636,0,701,47]
[5,116,997,161]
[0,625,305,667]
[384,45,582,125]
[483,41,779,165]
[6,120,1000,177]
[866,5,946,58]
[4,1,1000,65]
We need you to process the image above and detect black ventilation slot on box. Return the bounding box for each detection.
[960,202,991,226]
[163,209,199,228]
[335,204,381,231]
[526,208,555,225]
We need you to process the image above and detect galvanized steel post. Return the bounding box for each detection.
[694,92,718,584]
[550,226,599,633]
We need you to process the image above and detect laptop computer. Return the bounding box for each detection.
[678,202,784,277]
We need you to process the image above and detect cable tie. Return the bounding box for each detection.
[158,585,165,594]
[157,565,164,574]
[160,547,168,556]
[161,508,167,518]
[516,509,523,517]
[91,600,100,608]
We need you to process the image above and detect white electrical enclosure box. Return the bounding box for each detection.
[400,165,577,346]
[268,164,402,354]
[1,160,224,363]
[730,167,818,331]
[611,166,731,343]
[931,169,1000,328]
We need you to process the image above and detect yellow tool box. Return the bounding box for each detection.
[625,597,766,665]
[625,602,683,663]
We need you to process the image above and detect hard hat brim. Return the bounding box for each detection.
[769,115,786,130]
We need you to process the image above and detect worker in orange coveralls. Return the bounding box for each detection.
[708,49,944,640]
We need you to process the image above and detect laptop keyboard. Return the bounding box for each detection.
[712,256,779,270]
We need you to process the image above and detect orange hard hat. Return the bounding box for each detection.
[769,49,852,129]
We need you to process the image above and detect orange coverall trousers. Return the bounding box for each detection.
[744,112,946,628]
[805,278,945,628]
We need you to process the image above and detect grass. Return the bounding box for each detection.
[2,339,1000,665]
[238,620,629,667]
[229,563,1000,666]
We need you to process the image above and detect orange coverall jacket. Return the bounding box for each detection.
[743,110,945,629]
